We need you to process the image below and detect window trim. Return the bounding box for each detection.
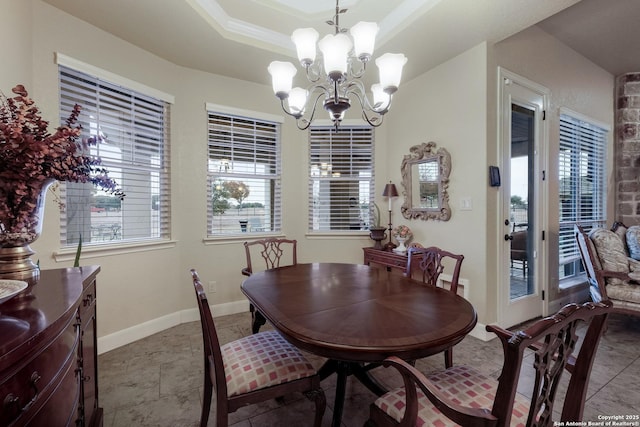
[205,106,283,238]
[307,124,375,235]
[57,60,172,249]
[557,107,610,286]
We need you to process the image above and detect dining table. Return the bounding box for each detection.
[241,262,477,427]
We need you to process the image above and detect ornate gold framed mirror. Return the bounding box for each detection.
[400,141,451,221]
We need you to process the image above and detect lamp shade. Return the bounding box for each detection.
[291,28,319,66]
[288,87,308,116]
[371,84,390,111]
[318,34,353,79]
[382,182,398,197]
[376,53,408,93]
[350,21,378,61]
[268,61,297,99]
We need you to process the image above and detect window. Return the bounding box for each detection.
[558,111,608,281]
[58,65,171,247]
[207,106,282,236]
[309,125,374,232]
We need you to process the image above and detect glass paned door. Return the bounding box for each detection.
[510,104,535,300]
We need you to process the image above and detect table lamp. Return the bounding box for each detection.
[382,181,398,249]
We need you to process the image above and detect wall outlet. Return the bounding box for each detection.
[208,281,217,293]
[460,197,473,211]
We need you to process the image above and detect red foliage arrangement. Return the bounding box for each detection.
[0,84,123,243]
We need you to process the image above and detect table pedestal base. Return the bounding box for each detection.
[318,360,387,427]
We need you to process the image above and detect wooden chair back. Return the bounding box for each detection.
[242,237,298,276]
[191,268,326,427]
[241,238,298,333]
[405,246,464,368]
[190,269,229,425]
[367,300,613,427]
[406,246,464,295]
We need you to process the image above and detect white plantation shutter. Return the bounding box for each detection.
[558,112,607,277]
[207,110,281,236]
[58,65,171,246]
[309,125,375,232]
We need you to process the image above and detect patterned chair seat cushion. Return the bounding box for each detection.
[222,330,317,397]
[374,365,530,427]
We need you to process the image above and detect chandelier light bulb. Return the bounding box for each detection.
[350,21,379,62]
[318,33,353,80]
[375,53,408,94]
[291,28,319,67]
[268,61,297,99]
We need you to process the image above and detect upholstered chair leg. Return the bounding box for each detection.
[444,348,453,368]
[304,388,327,427]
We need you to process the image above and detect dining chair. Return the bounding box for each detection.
[190,269,326,427]
[405,246,464,368]
[365,300,613,427]
[241,237,297,333]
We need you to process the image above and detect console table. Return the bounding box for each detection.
[0,266,102,427]
[363,247,415,274]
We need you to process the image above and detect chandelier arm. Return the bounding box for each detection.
[349,89,384,127]
[292,91,326,130]
[347,59,367,80]
[304,63,323,83]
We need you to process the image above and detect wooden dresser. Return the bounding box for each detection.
[0,266,102,427]
[363,247,414,274]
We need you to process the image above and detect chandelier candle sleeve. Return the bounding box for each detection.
[267,0,407,129]
[291,28,319,65]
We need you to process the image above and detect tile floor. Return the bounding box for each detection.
[98,311,640,426]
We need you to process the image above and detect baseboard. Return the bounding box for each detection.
[97,299,249,355]
[468,322,493,341]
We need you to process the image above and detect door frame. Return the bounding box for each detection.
[497,67,550,327]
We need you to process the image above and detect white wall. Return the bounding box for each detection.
[383,43,491,324]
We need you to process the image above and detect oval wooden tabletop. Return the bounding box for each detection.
[241,263,477,362]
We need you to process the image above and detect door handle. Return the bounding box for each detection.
[504,234,513,241]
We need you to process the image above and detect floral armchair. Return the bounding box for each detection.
[575,223,640,316]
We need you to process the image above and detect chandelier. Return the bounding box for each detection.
[268,0,407,130]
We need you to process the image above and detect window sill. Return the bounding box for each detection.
[54,239,177,263]
[558,274,588,292]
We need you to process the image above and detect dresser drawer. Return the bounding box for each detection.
[0,317,80,426]
[16,350,80,427]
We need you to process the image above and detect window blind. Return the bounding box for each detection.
[308,125,374,232]
[207,111,281,236]
[58,66,171,246]
[558,113,607,267]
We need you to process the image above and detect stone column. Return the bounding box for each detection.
[616,73,640,225]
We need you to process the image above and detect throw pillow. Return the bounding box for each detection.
[626,226,640,261]
[589,228,629,286]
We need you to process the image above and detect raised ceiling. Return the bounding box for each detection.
[41,0,638,87]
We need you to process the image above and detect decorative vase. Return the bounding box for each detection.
[369,226,387,250]
[0,178,54,283]
[393,237,408,254]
